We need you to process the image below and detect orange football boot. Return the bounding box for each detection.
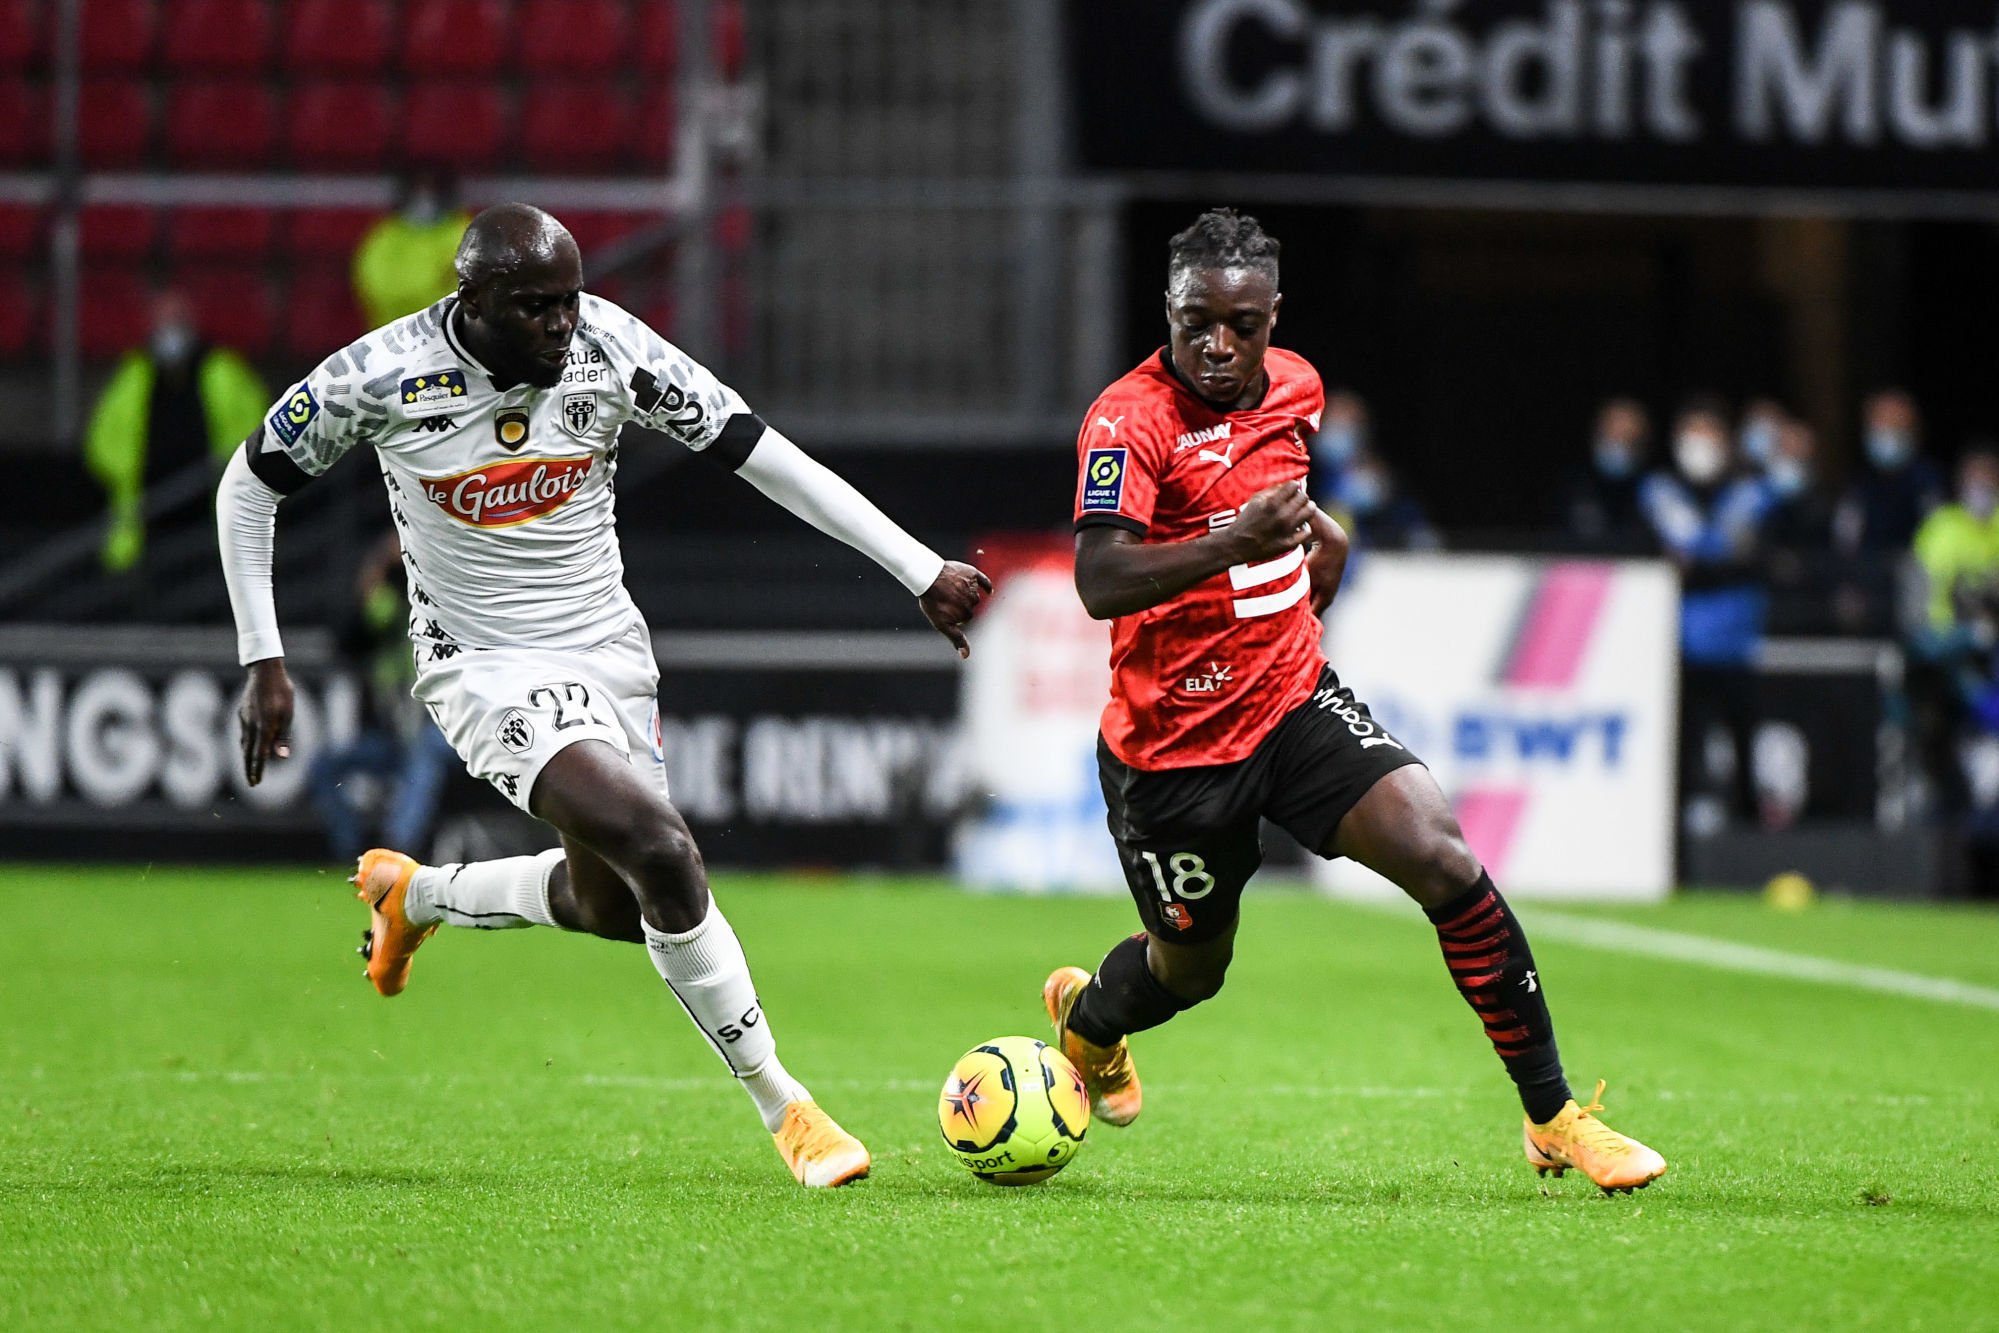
[1524,1080,1668,1194]
[351,848,435,997]
[772,1101,870,1188]
[1043,965,1143,1127]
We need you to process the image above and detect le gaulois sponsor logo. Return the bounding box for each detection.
[422,455,593,527]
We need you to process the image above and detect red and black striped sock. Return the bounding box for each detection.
[1425,874,1572,1124]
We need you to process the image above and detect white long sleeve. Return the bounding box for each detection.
[734,427,945,595]
[216,445,286,665]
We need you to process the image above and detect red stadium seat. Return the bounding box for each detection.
[631,84,677,171]
[0,269,43,358]
[78,205,157,260]
[167,206,276,260]
[0,82,49,166]
[634,2,676,75]
[562,211,657,258]
[286,82,397,169]
[160,0,272,73]
[0,0,44,69]
[282,0,392,75]
[288,208,377,262]
[0,205,43,260]
[514,0,627,74]
[402,83,509,169]
[282,268,365,357]
[519,84,634,173]
[78,77,152,166]
[714,0,745,77]
[79,267,153,358]
[165,81,277,167]
[182,267,275,354]
[402,0,508,75]
[81,0,154,71]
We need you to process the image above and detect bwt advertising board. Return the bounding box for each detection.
[1317,556,1677,902]
[1072,0,1999,196]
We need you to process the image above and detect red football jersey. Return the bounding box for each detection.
[1074,347,1327,771]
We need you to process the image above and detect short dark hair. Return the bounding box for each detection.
[1167,208,1279,285]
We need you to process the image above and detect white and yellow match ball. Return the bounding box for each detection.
[938,1035,1088,1186]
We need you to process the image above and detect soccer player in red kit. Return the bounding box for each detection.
[1043,210,1667,1193]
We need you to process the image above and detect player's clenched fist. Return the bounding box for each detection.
[1223,482,1317,564]
[919,560,994,659]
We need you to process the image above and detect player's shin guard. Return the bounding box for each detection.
[1425,873,1572,1123]
[1065,932,1195,1046]
[405,848,564,929]
[641,902,808,1132]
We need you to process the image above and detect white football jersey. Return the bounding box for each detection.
[256,294,748,659]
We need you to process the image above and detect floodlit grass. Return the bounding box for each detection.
[4,867,1996,1330]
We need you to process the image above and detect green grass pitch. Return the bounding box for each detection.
[5,866,1998,1330]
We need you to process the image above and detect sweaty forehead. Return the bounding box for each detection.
[1168,265,1276,312]
[489,241,583,296]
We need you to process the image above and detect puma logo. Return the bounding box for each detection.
[1198,439,1238,468]
[1095,414,1125,439]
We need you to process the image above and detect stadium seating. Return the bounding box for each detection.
[0,82,49,166]
[286,82,398,169]
[165,81,278,167]
[562,211,656,258]
[403,83,510,169]
[635,3,678,76]
[402,0,510,75]
[282,0,394,76]
[519,84,635,173]
[79,267,153,358]
[80,0,154,72]
[78,78,152,167]
[167,207,276,261]
[0,205,43,261]
[78,206,157,261]
[161,0,273,73]
[282,268,366,357]
[0,1,43,70]
[287,208,377,262]
[184,267,275,352]
[0,270,41,357]
[514,0,629,74]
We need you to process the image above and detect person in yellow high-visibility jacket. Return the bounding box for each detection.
[84,291,267,573]
[352,169,471,330]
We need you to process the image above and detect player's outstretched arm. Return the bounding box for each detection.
[216,442,294,785]
[1075,481,1315,620]
[732,424,991,655]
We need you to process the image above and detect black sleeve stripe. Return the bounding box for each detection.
[243,426,315,496]
[705,412,768,472]
[1075,513,1147,537]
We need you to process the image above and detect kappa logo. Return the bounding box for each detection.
[416,415,456,434]
[562,392,597,438]
[496,708,534,755]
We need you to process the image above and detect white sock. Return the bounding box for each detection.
[405,848,564,930]
[642,902,810,1132]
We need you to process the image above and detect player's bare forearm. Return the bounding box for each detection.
[1306,508,1349,616]
[1074,481,1316,620]
[237,658,295,786]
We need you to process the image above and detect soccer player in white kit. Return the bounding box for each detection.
[217,204,990,1187]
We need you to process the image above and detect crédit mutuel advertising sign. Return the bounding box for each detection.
[1073,1,1999,198]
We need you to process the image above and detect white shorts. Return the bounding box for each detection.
[413,622,667,813]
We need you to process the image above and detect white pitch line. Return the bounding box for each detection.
[1529,912,1999,1012]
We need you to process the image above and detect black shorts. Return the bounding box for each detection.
[1098,666,1423,942]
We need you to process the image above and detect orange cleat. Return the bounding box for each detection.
[351,848,435,998]
[1043,965,1143,1127]
[772,1101,870,1188]
[1524,1080,1668,1195]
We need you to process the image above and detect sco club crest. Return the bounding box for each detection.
[562,392,598,439]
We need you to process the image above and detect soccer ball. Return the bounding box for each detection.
[937,1035,1089,1185]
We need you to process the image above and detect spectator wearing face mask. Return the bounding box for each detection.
[83,290,268,574]
[1762,419,1849,634]
[1334,443,1440,553]
[1837,389,1945,553]
[1906,448,1999,818]
[1736,397,1789,476]
[352,166,471,330]
[1639,397,1775,827]
[1308,389,1369,511]
[1557,396,1655,554]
